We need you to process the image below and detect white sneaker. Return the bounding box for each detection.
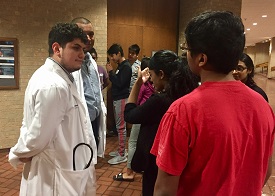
[109,151,119,157]
[109,150,128,157]
[108,155,127,165]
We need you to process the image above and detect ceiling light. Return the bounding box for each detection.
[253,23,257,25]
[247,28,250,31]
[262,15,267,18]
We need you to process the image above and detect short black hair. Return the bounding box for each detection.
[107,43,124,57]
[185,11,245,74]
[140,57,150,71]
[48,23,88,56]
[89,47,97,56]
[128,44,140,55]
[71,17,91,24]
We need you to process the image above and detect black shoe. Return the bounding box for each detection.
[106,131,118,137]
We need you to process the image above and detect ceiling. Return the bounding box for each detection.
[241,0,275,47]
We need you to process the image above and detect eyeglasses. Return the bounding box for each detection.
[180,43,192,52]
[234,65,247,72]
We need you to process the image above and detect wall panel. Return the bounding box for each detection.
[107,24,143,56]
[107,0,179,58]
[107,0,179,132]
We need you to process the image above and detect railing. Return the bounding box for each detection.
[255,62,268,73]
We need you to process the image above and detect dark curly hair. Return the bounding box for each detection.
[48,23,88,56]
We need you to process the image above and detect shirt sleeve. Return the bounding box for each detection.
[82,75,97,121]
[124,94,164,125]
[137,84,146,105]
[9,85,67,167]
[151,102,190,176]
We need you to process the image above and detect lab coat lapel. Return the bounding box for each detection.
[50,59,89,144]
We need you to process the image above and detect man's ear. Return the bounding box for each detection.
[198,53,207,67]
[52,42,61,58]
[159,70,165,79]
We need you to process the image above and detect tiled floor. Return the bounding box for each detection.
[0,73,275,196]
[0,136,142,196]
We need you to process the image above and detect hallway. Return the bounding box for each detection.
[0,73,275,195]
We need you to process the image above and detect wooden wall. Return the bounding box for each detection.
[107,0,179,58]
[106,0,179,132]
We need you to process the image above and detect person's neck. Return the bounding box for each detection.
[129,59,136,65]
[200,69,235,83]
[118,57,126,64]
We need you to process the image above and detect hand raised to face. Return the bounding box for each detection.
[138,67,150,83]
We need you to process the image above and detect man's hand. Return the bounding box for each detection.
[6,154,32,163]
[19,157,32,163]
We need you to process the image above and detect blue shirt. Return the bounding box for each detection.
[81,52,101,121]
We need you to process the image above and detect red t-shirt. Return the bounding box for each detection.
[151,81,275,196]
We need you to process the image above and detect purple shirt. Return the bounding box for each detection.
[97,65,109,90]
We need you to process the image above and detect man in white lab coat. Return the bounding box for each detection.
[8,23,97,196]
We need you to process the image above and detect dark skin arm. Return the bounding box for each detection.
[154,169,180,196]
[102,78,110,89]
[264,156,272,186]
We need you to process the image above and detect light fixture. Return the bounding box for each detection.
[247,28,250,31]
[262,15,267,18]
[253,23,257,25]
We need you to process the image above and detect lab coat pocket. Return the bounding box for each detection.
[21,151,55,196]
[55,165,96,196]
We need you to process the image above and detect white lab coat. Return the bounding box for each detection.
[9,58,97,196]
[73,54,107,158]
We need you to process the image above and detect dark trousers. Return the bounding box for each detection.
[91,115,100,148]
[142,155,158,196]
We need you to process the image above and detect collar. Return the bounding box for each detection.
[84,52,93,62]
[49,57,74,83]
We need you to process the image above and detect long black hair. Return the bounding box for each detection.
[149,50,199,101]
[240,53,256,87]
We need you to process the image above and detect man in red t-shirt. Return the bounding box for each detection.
[151,11,275,196]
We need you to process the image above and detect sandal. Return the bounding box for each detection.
[113,172,134,182]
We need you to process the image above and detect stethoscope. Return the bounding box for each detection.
[73,143,93,171]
